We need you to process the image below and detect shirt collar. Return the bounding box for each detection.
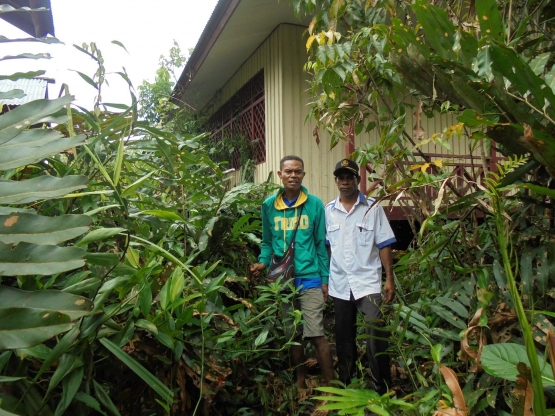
[333,191,368,210]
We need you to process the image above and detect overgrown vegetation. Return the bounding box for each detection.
[287,0,555,414]
[0,34,318,416]
[3,0,555,415]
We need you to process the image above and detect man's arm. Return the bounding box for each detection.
[314,201,329,302]
[379,245,395,303]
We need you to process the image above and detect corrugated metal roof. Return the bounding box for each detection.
[0,78,48,105]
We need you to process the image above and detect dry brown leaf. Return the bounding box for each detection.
[521,123,534,146]
[433,409,464,416]
[439,365,467,415]
[547,328,555,382]
[513,373,534,416]
[176,361,189,412]
[313,126,320,147]
[488,311,518,344]
[460,308,487,372]
[413,100,426,140]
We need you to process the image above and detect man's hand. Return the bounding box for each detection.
[383,278,395,303]
[249,263,266,278]
[321,284,329,303]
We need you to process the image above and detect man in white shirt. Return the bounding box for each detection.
[325,159,396,394]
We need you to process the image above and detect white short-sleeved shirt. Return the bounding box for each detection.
[325,192,396,300]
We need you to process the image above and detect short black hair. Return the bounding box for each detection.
[280,155,304,169]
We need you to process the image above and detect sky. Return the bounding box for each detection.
[1,0,219,108]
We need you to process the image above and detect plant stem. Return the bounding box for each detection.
[493,191,546,414]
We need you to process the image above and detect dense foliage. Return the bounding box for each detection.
[3,0,555,415]
[0,35,323,416]
[286,0,555,414]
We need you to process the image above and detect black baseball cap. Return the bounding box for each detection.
[333,159,360,177]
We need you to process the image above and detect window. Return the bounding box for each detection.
[207,71,265,169]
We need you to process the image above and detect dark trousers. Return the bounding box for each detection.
[333,292,391,393]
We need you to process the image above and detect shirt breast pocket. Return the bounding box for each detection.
[326,224,340,247]
[356,222,374,246]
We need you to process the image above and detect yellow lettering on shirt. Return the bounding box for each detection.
[274,217,284,231]
[274,215,309,230]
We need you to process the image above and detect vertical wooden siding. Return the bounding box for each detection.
[202,24,493,207]
[203,24,343,203]
[278,25,345,203]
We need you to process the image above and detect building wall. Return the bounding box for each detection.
[202,23,344,204]
[202,24,495,210]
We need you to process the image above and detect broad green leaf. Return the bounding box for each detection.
[82,145,114,188]
[0,130,87,170]
[0,408,19,416]
[135,209,183,221]
[155,137,174,171]
[54,366,84,416]
[74,392,108,416]
[99,338,174,403]
[0,175,88,205]
[0,53,51,61]
[16,344,51,360]
[0,36,61,45]
[77,227,126,246]
[35,326,80,379]
[430,304,467,330]
[0,207,35,215]
[93,379,121,416]
[111,40,128,53]
[84,252,119,267]
[529,52,550,76]
[120,170,155,198]
[0,95,72,145]
[2,128,64,148]
[135,319,158,335]
[436,296,468,319]
[475,0,504,43]
[0,287,93,320]
[0,213,91,245]
[481,343,555,386]
[0,242,86,275]
[254,330,269,347]
[0,70,45,81]
[71,70,98,90]
[518,182,555,198]
[413,1,456,61]
[0,89,24,99]
[431,343,443,364]
[138,284,152,316]
[0,376,24,382]
[490,43,555,109]
[62,278,102,295]
[476,45,493,81]
[546,66,555,95]
[46,353,83,396]
[0,350,11,372]
[84,204,120,216]
[113,138,124,186]
[457,109,497,127]
[0,308,73,350]
[198,216,218,252]
[169,267,184,303]
[126,246,139,268]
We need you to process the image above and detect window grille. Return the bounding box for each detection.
[207,71,265,169]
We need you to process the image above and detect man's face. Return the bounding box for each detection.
[335,171,359,198]
[278,160,305,192]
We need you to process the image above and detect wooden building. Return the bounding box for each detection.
[171,0,499,220]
